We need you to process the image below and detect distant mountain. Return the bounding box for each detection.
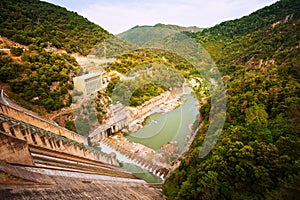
[0,0,110,55]
[154,23,203,32]
[118,23,202,46]
[117,26,177,46]
[163,0,300,199]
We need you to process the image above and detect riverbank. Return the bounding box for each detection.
[125,86,193,133]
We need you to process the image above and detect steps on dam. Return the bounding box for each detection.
[30,147,139,180]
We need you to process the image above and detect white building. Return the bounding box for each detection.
[73,72,103,95]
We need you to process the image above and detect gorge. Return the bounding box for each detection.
[0,0,299,199]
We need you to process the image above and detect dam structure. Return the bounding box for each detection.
[0,91,164,199]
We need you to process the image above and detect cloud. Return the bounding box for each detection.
[44,0,277,34]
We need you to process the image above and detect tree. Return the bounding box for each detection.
[10,47,23,56]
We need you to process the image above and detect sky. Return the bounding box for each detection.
[43,0,278,34]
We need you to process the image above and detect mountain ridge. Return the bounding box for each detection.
[130,24,203,33]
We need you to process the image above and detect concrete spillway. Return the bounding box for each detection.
[0,161,164,200]
[98,140,169,181]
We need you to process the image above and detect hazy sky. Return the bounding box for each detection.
[43,0,278,34]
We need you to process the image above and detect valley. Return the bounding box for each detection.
[0,0,299,199]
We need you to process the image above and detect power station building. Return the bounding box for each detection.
[73,72,103,95]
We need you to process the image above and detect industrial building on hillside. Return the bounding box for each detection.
[73,72,103,95]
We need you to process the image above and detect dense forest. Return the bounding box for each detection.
[135,23,203,33]
[0,0,110,55]
[163,0,300,199]
[108,48,193,76]
[0,48,79,112]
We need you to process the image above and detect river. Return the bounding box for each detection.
[98,94,199,183]
[126,94,199,152]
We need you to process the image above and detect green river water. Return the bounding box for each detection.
[126,94,199,152]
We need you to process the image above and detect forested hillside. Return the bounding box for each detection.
[153,23,203,32]
[1,1,299,197]
[0,0,110,55]
[0,50,78,113]
[0,0,110,114]
[163,0,300,199]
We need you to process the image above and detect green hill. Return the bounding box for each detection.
[0,0,110,55]
[163,0,300,199]
[0,0,111,114]
[154,23,203,32]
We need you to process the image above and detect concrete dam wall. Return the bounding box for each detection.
[0,93,164,199]
[0,93,119,166]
